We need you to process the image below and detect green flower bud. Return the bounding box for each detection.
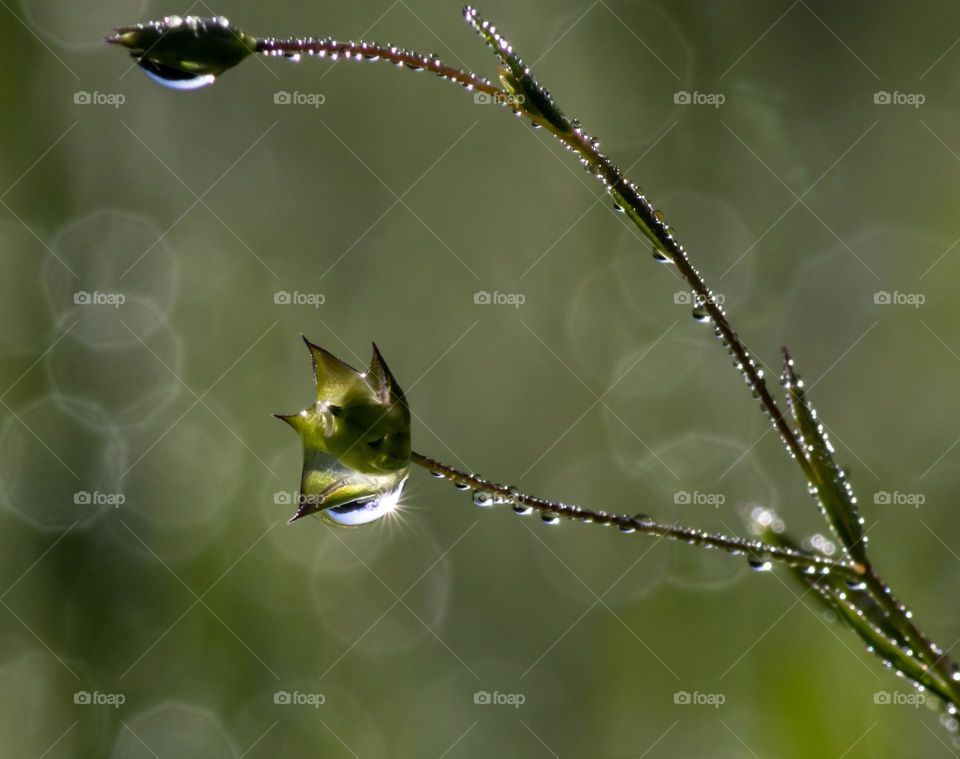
[276,338,411,526]
[105,16,256,90]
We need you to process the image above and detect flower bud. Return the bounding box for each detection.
[276,338,411,526]
[106,16,256,89]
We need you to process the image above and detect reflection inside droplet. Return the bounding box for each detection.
[137,59,217,89]
[323,477,406,526]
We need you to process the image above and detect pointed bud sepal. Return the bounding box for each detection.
[106,15,257,90]
[276,338,411,526]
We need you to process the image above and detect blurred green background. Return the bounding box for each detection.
[3,0,960,756]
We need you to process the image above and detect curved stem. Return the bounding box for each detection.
[255,37,506,99]
[411,450,862,579]
[255,31,813,487]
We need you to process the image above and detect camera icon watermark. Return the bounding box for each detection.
[74,290,126,308]
[673,90,725,108]
[873,290,924,308]
[74,490,125,508]
[274,491,325,508]
[473,690,526,708]
[873,490,925,508]
[473,290,525,308]
[274,91,326,108]
[874,91,925,108]
[674,490,725,507]
[473,91,526,107]
[273,690,325,707]
[74,91,126,109]
[273,290,326,308]
[74,690,126,708]
[674,291,725,306]
[874,690,925,707]
[673,690,725,708]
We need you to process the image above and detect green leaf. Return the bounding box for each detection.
[276,338,411,526]
[782,350,867,564]
[463,6,572,133]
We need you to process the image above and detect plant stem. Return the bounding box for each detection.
[255,29,813,487]
[411,450,861,579]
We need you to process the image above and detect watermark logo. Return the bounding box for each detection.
[273,291,325,308]
[874,490,925,508]
[674,490,725,507]
[674,91,725,108]
[674,291,725,306]
[74,691,125,708]
[873,290,924,308]
[273,690,325,708]
[473,690,525,708]
[474,91,525,107]
[74,290,125,308]
[74,491,125,508]
[274,491,326,508]
[274,91,326,108]
[874,690,925,707]
[474,290,525,308]
[874,91,925,108]
[674,690,725,708]
[74,91,125,109]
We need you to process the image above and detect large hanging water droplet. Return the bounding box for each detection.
[137,59,217,90]
[323,479,406,527]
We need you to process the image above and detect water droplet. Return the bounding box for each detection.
[453,481,471,491]
[846,579,867,591]
[618,522,636,533]
[472,490,494,507]
[137,59,217,90]
[691,304,710,323]
[541,512,559,525]
[430,470,445,478]
[747,555,773,571]
[512,503,533,516]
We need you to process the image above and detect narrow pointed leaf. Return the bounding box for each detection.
[782,351,867,563]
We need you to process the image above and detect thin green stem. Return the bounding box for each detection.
[411,451,862,579]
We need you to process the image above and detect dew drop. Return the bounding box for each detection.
[137,59,217,90]
[472,490,494,507]
[453,481,471,491]
[747,555,773,571]
[541,512,559,525]
[691,305,710,323]
[512,503,533,516]
[430,470,446,478]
